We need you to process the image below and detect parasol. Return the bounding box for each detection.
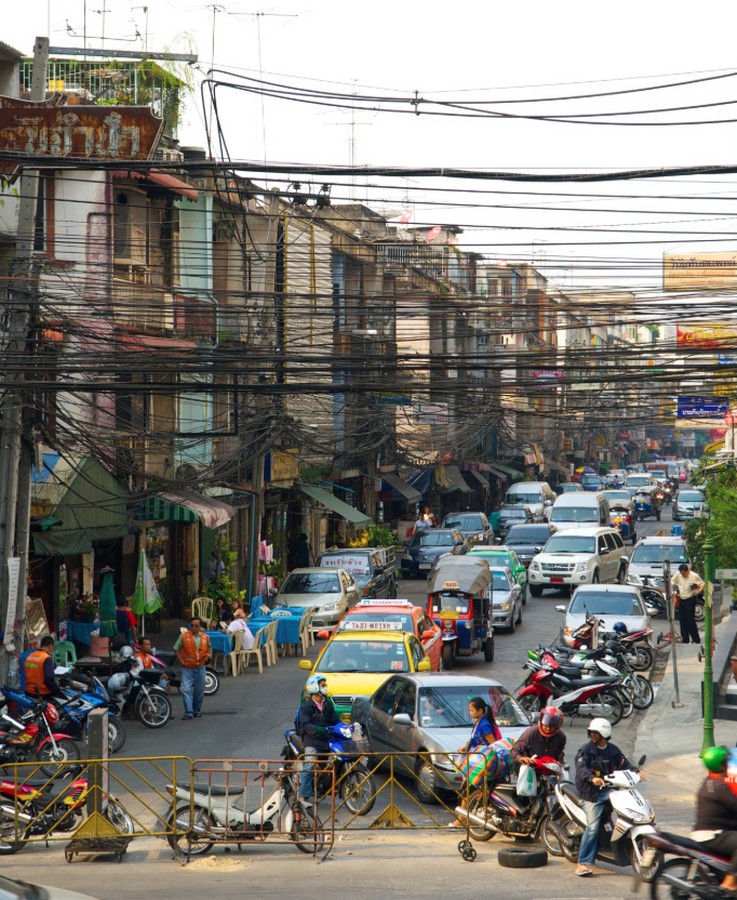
[575,466,595,474]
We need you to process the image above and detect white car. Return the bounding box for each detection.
[527,526,627,596]
[625,535,689,589]
[556,583,651,643]
[273,567,361,629]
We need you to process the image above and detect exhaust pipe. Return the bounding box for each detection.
[453,806,493,829]
[174,815,213,836]
[550,817,579,848]
[0,805,33,824]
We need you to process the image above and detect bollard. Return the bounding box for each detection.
[87,707,109,817]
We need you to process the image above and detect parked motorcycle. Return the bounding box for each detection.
[516,658,625,724]
[549,757,662,881]
[165,767,326,857]
[455,754,567,854]
[645,829,732,899]
[0,701,81,776]
[103,666,172,729]
[139,646,220,697]
[282,722,376,816]
[0,766,133,854]
[560,610,656,671]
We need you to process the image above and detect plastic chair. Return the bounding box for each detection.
[263,619,279,665]
[191,597,215,624]
[53,640,77,667]
[298,608,315,656]
[229,626,267,675]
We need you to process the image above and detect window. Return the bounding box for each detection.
[408,636,426,669]
[597,537,609,555]
[114,189,148,265]
[394,682,416,718]
[603,533,618,552]
[373,678,405,715]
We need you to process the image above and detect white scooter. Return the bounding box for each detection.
[548,758,663,881]
[165,766,326,858]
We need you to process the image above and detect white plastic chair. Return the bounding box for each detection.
[191,597,215,624]
[298,607,315,656]
[263,619,279,666]
[229,625,267,675]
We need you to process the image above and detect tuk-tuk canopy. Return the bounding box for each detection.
[427,560,492,596]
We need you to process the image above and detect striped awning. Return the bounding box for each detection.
[145,490,235,528]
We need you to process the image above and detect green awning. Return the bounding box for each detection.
[143,490,235,528]
[298,483,372,528]
[490,462,526,479]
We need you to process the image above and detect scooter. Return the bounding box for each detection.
[0,700,81,776]
[644,829,731,898]
[165,766,326,857]
[282,722,376,816]
[516,658,625,724]
[136,645,220,697]
[549,758,662,881]
[455,754,568,855]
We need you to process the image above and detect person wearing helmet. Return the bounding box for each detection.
[511,706,566,769]
[691,746,737,893]
[573,718,637,877]
[671,562,704,645]
[297,674,339,803]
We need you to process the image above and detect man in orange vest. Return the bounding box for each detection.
[173,617,211,720]
[25,636,63,698]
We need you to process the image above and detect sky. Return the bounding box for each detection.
[6,1,737,298]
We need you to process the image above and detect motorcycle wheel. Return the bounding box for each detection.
[540,811,565,857]
[83,716,126,754]
[204,668,220,696]
[629,644,655,671]
[105,800,134,835]
[36,738,82,776]
[616,687,634,719]
[136,690,172,728]
[291,806,326,855]
[630,835,663,883]
[586,689,623,726]
[632,675,655,710]
[167,804,214,857]
[338,763,376,815]
[650,856,710,900]
[558,818,580,863]
[517,694,543,715]
[0,811,27,855]
[466,789,495,842]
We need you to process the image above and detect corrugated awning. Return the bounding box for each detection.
[406,467,433,495]
[117,331,198,351]
[467,469,490,489]
[146,490,235,528]
[113,169,198,201]
[298,483,372,527]
[382,472,422,503]
[443,464,472,493]
[491,462,526,479]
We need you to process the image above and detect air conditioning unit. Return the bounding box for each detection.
[175,462,201,481]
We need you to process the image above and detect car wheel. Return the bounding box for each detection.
[591,570,600,584]
[508,613,516,634]
[616,563,626,584]
[516,602,523,625]
[415,757,438,804]
[529,585,543,597]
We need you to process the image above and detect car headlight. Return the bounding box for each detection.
[626,573,642,586]
[321,601,342,613]
[574,561,591,573]
[529,561,540,572]
[497,600,511,611]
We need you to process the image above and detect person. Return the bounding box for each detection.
[135,637,168,689]
[414,511,430,531]
[214,597,233,626]
[422,507,436,528]
[227,616,255,651]
[295,533,313,567]
[450,697,502,827]
[511,706,566,768]
[231,600,247,619]
[691,745,737,893]
[116,597,138,646]
[174,617,211,720]
[297,674,340,803]
[574,717,638,877]
[24,636,64,698]
[671,562,704,645]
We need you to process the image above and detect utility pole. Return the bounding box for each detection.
[702,538,716,752]
[0,37,48,671]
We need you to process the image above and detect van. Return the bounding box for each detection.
[549,492,610,532]
[504,481,556,517]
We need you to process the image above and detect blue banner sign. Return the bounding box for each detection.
[677,397,730,419]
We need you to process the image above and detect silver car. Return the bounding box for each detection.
[556,583,651,644]
[625,536,689,589]
[488,566,523,633]
[673,489,706,521]
[351,673,530,803]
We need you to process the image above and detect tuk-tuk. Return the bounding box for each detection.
[427,560,495,670]
[633,487,662,522]
[609,505,637,544]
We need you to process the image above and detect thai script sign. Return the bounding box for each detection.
[676,322,737,349]
[677,397,730,419]
[664,252,737,291]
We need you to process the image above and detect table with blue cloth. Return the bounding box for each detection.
[66,620,100,648]
[204,631,235,672]
[247,615,303,655]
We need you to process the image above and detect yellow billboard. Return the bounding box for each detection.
[664,252,737,291]
[676,323,737,349]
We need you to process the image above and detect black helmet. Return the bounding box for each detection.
[538,706,564,736]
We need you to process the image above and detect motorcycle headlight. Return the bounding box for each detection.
[628,808,655,824]
[626,573,642,586]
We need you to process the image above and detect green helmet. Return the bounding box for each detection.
[701,746,729,774]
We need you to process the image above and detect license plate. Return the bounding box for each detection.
[419,564,431,570]
[341,713,351,723]
[551,577,564,584]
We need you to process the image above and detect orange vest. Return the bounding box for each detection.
[25,648,52,696]
[177,631,210,669]
[135,651,154,670]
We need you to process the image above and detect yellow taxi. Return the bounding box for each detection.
[299,623,432,720]
[317,599,442,671]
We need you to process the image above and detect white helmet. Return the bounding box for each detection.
[119,646,134,659]
[588,717,612,739]
[107,672,130,693]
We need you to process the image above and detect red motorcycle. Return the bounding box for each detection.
[516,657,624,724]
[0,700,81,777]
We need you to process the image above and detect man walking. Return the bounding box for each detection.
[174,617,210,720]
[671,562,704,645]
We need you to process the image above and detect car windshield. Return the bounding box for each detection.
[500,507,527,519]
[418,685,529,728]
[627,476,651,487]
[678,492,705,502]
[581,475,601,485]
[429,592,470,615]
[569,591,644,616]
[551,507,599,523]
[649,470,667,480]
[442,514,484,530]
[505,525,550,543]
[281,572,341,593]
[603,491,630,503]
[630,543,688,564]
[470,550,510,566]
[544,535,596,554]
[411,531,455,548]
[320,639,409,673]
[506,489,541,504]
[490,572,511,590]
[318,553,371,575]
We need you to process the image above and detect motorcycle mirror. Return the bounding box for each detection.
[638,755,647,766]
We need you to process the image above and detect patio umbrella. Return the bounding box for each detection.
[132,550,163,638]
[575,466,595,474]
[98,567,118,672]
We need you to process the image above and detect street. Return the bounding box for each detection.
[0,512,686,899]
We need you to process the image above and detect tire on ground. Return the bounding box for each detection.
[497,847,548,868]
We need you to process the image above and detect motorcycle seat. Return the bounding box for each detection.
[491,785,532,812]
[178,781,246,796]
[4,766,84,789]
[559,782,581,803]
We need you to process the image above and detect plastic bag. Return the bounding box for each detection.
[454,738,515,788]
[516,763,538,797]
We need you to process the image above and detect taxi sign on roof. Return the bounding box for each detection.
[339,620,404,632]
[442,581,460,590]
[355,599,413,608]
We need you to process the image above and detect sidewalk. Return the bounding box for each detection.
[634,610,736,828]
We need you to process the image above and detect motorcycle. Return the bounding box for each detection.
[455,754,568,854]
[2,679,126,755]
[644,829,732,899]
[103,665,172,729]
[282,722,376,816]
[516,658,625,724]
[549,757,662,881]
[165,766,326,857]
[0,766,133,855]
[137,645,220,697]
[560,610,656,671]
[0,701,81,777]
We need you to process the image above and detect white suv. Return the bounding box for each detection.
[527,526,627,596]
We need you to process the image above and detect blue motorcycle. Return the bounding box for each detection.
[282,722,376,815]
